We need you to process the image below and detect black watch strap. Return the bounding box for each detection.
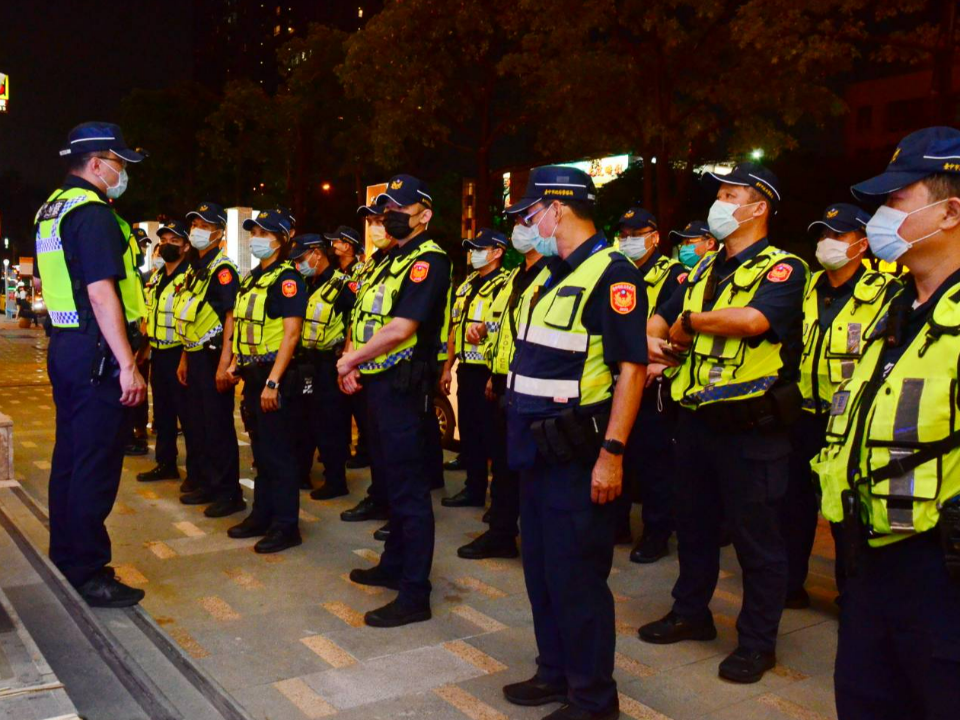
[601,439,625,456]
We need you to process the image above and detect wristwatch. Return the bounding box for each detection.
[681,309,695,335]
[601,438,625,456]
[266,379,279,390]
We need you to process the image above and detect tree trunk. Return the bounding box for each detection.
[933,0,957,124]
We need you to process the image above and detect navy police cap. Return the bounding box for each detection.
[668,220,713,244]
[702,162,781,213]
[187,202,228,226]
[619,206,657,231]
[243,208,294,236]
[324,225,362,248]
[463,228,508,250]
[59,121,146,163]
[374,174,433,208]
[132,227,150,247]
[288,234,325,260]
[852,126,960,202]
[807,203,870,235]
[157,219,189,240]
[505,165,597,215]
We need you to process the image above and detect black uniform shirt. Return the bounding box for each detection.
[156,258,188,295]
[389,232,452,355]
[192,246,240,322]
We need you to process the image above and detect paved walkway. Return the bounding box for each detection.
[0,321,840,720]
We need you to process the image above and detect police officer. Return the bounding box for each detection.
[440,229,508,509]
[640,163,807,683]
[227,209,306,552]
[616,207,686,563]
[812,127,960,719]
[174,202,243,514]
[291,233,356,500]
[456,223,549,560]
[137,220,192,483]
[782,203,899,607]
[125,225,152,456]
[37,122,148,607]
[339,174,451,627]
[501,167,646,720]
[670,220,718,270]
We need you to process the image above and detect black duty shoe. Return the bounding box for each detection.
[543,703,620,720]
[123,441,149,457]
[137,463,180,482]
[629,534,670,564]
[638,611,717,645]
[349,565,400,590]
[503,676,568,707]
[227,516,270,539]
[364,599,431,628]
[204,496,246,518]
[179,476,198,494]
[443,455,463,471]
[340,496,389,522]
[180,489,216,505]
[345,453,370,469]
[441,488,485,508]
[457,531,519,560]
[78,575,145,608]
[254,528,302,554]
[311,484,349,501]
[784,587,811,610]
[718,647,777,683]
[373,523,391,542]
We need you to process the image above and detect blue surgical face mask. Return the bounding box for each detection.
[511,223,539,253]
[151,257,164,272]
[678,243,701,268]
[866,199,948,263]
[470,249,491,270]
[189,227,214,251]
[532,204,560,257]
[250,235,276,260]
[98,159,129,199]
[707,200,759,241]
[297,255,316,277]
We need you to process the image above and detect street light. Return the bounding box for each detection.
[751,148,764,160]
[321,182,332,192]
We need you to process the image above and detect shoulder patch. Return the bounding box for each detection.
[610,282,637,315]
[282,279,298,297]
[766,263,794,283]
[348,281,358,293]
[218,268,233,285]
[677,273,689,284]
[410,260,430,283]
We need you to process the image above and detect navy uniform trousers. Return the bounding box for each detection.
[458,364,497,501]
[298,352,351,492]
[488,376,519,539]
[183,347,240,502]
[782,412,828,596]
[835,533,960,719]
[365,367,435,606]
[521,457,618,713]
[671,409,788,653]
[47,329,131,587]
[242,368,300,531]
[353,388,387,507]
[151,346,189,469]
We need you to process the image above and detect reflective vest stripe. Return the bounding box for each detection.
[516,323,589,353]
[507,372,580,399]
[887,378,925,531]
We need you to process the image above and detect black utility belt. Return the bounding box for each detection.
[301,347,342,363]
[692,383,802,432]
[529,406,610,465]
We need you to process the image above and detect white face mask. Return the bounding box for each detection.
[297,256,316,277]
[98,160,128,199]
[250,236,276,260]
[815,238,862,271]
[618,233,653,261]
[866,199,948,263]
[151,257,164,271]
[470,249,491,269]
[511,223,539,253]
[369,223,391,249]
[707,200,760,240]
[189,227,214,251]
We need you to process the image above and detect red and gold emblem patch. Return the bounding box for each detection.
[281,279,298,297]
[677,273,689,285]
[348,281,358,293]
[218,268,232,285]
[410,260,430,283]
[610,282,637,315]
[766,263,793,283]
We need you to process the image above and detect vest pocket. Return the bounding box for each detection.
[824,378,869,444]
[542,287,584,331]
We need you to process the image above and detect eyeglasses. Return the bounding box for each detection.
[96,155,126,169]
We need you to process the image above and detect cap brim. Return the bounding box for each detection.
[111,147,146,163]
[158,226,187,239]
[288,245,315,259]
[188,210,227,225]
[669,230,702,241]
[504,196,543,215]
[242,218,272,232]
[851,170,928,201]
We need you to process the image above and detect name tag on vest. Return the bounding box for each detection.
[830,390,850,416]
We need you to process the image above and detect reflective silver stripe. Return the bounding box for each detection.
[362,320,378,343]
[507,372,579,399]
[846,323,862,354]
[178,295,199,321]
[709,335,726,358]
[888,378,924,531]
[158,290,178,342]
[516,324,588,353]
[708,365,724,385]
[371,284,387,315]
[468,300,485,323]
[841,360,855,380]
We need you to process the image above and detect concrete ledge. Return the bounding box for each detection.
[0,412,11,484]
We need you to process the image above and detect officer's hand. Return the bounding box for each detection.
[644,362,666,388]
[440,365,453,396]
[215,361,236,393]
[484,376,496,402]
[591,451,623,505]
[337,352,357,378]
[177,354,188,387]
[120,364,148,408]
[261,385,279,413]
[340,369,362,395]
[648,337,680,367]
[668,319,693,349]
[465,323,486,345]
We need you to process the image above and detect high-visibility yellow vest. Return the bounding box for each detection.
[301,269,349,351]
[232,261,294,364]
[174,249,237,352]
[643,254,682,321]
[812,279,960,545]
[145,265,185,349]
[34,186,145,328]
[508,246,622,417]
[453,269,507,365]
[486,264,551,376]
[799,270,898,414]
[670,246,808,408]
[351,239,450,375]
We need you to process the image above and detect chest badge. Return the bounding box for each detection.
[410,260,430,283]
[610,282,637,314]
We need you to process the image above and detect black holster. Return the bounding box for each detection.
[697,382,802,433]
[391,359,436,414]
[530,406,610,465]
[840,488,864,579]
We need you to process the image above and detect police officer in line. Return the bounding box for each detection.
[671,220,718,270]
[502,167,647,720]
[291,233,356,500]
[137,220,193,484]
[338,174,452,627]
[226,209,307,553]
[174,202,243,513]
[440,229,508,509]
[812,127,960,718]
[457,222,549,560]
[36,122,148,607]
[125,225,153,457]
[783,204,899,606]
[615,207,686,563]
[641,163,807,683]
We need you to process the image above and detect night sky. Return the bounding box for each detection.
[0,0,193,188]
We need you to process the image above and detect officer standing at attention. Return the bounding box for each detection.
[125,226,152,457]
[440,229,508,509]
[291,233,356,500]
[615,207,686,563]
[812,127,960,719]
[783,203,898,606]
[36,122,148,607]
[174,202,243,514]
[339,174,452,627]
[501,167,646,720]
[227,209,306,552]
[137,220,193,484]
[639,163,807,683]
[670,220,718,270]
